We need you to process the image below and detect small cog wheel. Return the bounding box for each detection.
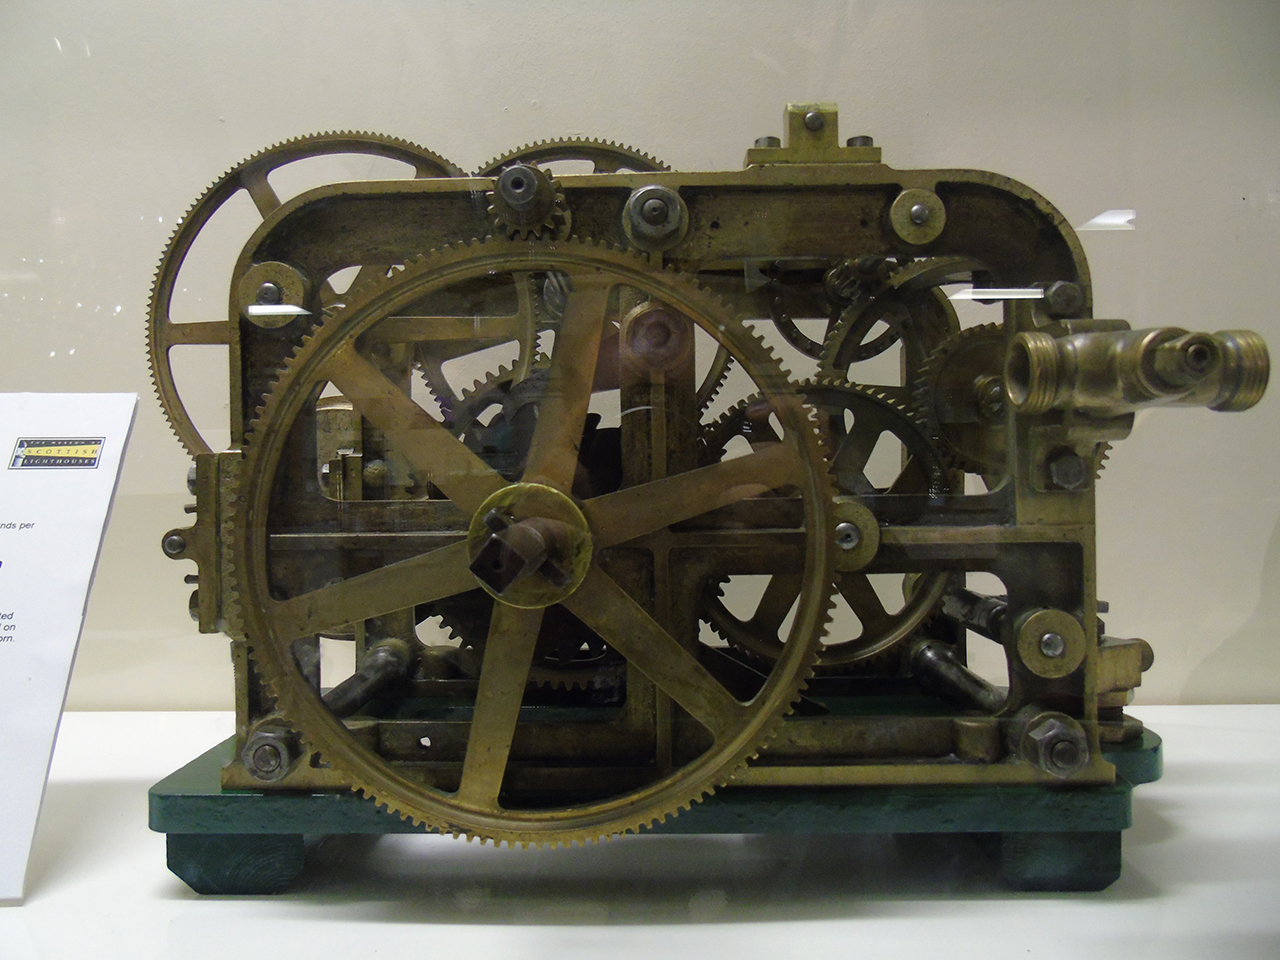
[486,162,570,240]
[915,323,1010,476]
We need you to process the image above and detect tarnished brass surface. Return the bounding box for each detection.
[156,103,1268,845]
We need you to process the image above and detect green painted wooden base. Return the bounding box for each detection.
[151,731,1160,895]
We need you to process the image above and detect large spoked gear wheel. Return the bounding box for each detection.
[149,132,464,456]
[230,237,836,844]
[475,138,670,177]
[701,381,950,668]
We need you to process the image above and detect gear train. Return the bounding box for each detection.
[153,103,1268,850]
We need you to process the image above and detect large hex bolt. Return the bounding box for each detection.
[1023,715,1090,778]
[241,724,302,782]
[1047,449,1089,490]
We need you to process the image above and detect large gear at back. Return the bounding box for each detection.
[148,132,464,457]
[228,236,838,845]
[475,138,671,177]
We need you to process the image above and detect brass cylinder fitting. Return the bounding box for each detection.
[1005,326,1269,417]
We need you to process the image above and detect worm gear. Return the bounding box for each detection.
[147,132,464,456]
[700,382,950,669]
[228,236,837,845]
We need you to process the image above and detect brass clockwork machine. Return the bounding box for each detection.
[147,104,1269,894]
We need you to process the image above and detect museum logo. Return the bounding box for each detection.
[9,437,105,469]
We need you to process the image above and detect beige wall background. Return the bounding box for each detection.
[1,0,1277,709]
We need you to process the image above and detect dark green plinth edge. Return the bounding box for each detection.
[151,729,1160,894]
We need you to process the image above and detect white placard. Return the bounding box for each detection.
[0,393,136,905]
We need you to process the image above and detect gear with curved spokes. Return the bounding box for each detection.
[700,382,950,668]
[229,237,837,845]
[148,132,465,456]
[817,256,980,387]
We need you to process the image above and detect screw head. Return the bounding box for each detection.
[255,281,282,305]
[754,135,781,148]
[641,197,669,225]
[162,532,187,556]
[1039,631,1066,658]
[803,111,825,132]
[835,522,862,550]
[909,203,931,225]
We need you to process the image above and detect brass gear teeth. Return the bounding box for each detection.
[487,174,571,241]
[232,235,837,846]
[1093,441,1112,480]
[913,323,1008,475]
[475,137,671,177]
[148,132,464,457]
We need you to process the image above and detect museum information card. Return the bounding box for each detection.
[0,393,136,904]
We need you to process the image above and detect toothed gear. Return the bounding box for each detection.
[914,323,1010,476]
[229,236,837,845]
[148,131,464,457]
[476,138,671,177]
[817,256,975,382]
[428,356,627,685]
[701,381,950,668]
[485,162,571,240]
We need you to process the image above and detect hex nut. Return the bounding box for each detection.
[1024,716,1089,778]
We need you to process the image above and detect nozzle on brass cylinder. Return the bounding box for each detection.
[1005,326,1269,417]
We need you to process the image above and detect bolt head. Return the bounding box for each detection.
[251,742,282,774]
[1045,280,1084,318]
[640,197,669,225]
[803,110,825,132]
[255,281,282,305]
[835,522,862,550]
[909,202,931,225]
[1039,631,1066,658]
[847,135,874,147]
[754,136,781,148]
[162,533,187,556]
[1047,450,1089,490]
